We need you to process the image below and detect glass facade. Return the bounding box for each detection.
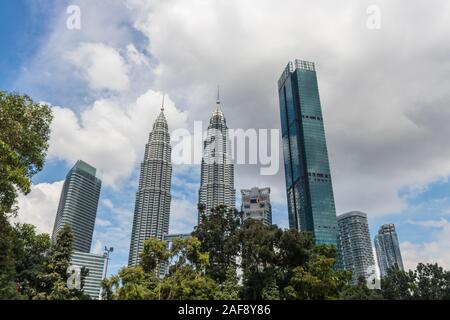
[52,160,102,253]
[278,60,339,247]
[375,224,404,278]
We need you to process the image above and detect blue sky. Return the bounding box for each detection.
[4,0,450,276]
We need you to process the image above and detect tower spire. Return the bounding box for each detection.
[161,93,165,112]
[216,85,220,105]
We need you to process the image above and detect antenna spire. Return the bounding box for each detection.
[216,85,220,104]
[161,93,165,112]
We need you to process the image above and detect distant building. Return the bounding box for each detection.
[128,101,172,278]
[277,59,339,247]
[163,234,191,242]
[337,211,376,284]
[375,224,404,278]
[71,251,106,300]
[52,160,102,253]
[241,187,272,226]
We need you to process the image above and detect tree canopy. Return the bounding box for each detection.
[0,91,53,299]
[0,91,53,217]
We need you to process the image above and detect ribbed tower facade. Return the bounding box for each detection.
[52,160,101,253]
[198,97,235,221]
[128,105,172,271]
[337,211,376,284]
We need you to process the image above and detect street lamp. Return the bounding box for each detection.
[103,246,114,280]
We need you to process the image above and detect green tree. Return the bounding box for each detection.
[0,91,53,217]
[238,220,282,300]
[113,267,158,300]
[102,237,218,300]
[339,275,383,300]
[283,245,351,300]
[101,274,120,300]
[192,205,240,283]
[141,237,170,274]
[0,91,52,299]
[32,225,89,300]
[102,237,166,300]
[413,263,450,300]
[12,223,51,298]
[381,263,450,300]
[380,266,415,300]
[160,237,217,300]
[0,215,19,299]
[215,266,240,300]
[276,229,315,292]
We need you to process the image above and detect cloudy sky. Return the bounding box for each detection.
[2,0,450,275]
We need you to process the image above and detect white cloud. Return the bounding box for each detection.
[92,240,104,255]
[96,218,113,227]
[125,0,450,218]
[14,181,64,235]
[11,0,450,269]
[102,198,114,209]
[66,42,130,91]
[401,219,450,270]
[48,90,188,187]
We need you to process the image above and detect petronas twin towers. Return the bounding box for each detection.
[198,97,236,221]
[128,102,172,267]
[128,94,235,270]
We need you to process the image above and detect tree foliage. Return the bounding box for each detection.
[192,205,240,283]
[381,263,450,300]
[31,225,89,300]
[103,236,218,300]
[282,244,351,300]
[0,91,53,217]
[0,91,52,299]
[339,276,383,300]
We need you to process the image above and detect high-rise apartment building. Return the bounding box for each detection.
[198,95,235,221]
[277,59,339,246]
[128,102,172,273]
[70,251,106,300]
[241,187,272,227]
[52,160,102,253]
[338,211,376,284]
[375,224,404,277]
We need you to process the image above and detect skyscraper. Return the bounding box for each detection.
[338,211,376,284]
[375,224,404,278]
[52,160,102,253]
[128,100,172,270]
[241,187,272,227]
[198,94,235,221]
[277,59,339,246]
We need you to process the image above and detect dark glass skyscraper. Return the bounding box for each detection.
[52,160,102,253]
[278,60,339,246]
